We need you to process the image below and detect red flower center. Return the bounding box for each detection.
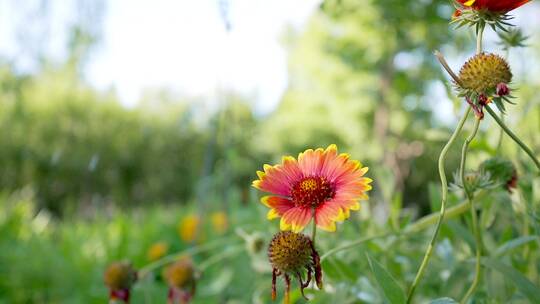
[291,176,335,207]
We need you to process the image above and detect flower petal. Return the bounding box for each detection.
[314,203,343,232]
[298,148,325,177]
[253,157,303,196]
[261,196,295,220]
[280,207,312,233]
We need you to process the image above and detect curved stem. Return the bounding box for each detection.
[485,106,540,171]
[460,118,481,198]
[458,117,482,303]
[406,107,471,304]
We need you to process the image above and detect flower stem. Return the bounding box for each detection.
[496,114,505,153]
[485,106,540,171]
[476,22,485,54]
[458,117,483,303]
[406,107,471,304]
[138,237,236,279]
[461,198,483,304]
[311,208,317,246]
[321,190,488,261]
[199,245,244,271]
[460,118,481,199]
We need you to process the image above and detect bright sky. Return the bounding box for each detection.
[87,0,319,112]
[2,1,539,117]
[0,0,319,112]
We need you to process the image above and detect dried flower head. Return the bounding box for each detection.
[163,258,197,303]
[268,231,322,303]
[253,144,372,233]
[104,261,137,303]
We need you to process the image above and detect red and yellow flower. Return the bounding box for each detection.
[253,145,372,233]
[456,0,530,13]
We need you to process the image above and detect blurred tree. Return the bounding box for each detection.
[257,0,465,212]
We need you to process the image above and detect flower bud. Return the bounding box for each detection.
[163,258,197,303]
[104,261,137,303]
[496,83,510,96]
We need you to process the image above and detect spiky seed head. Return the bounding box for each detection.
[104,261,137,290]
[459,53,512,94]
[268,231,313,274]
[163,258,195,289]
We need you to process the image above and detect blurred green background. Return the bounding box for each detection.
[1,0,539,303]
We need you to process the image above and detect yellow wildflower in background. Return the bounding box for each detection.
[210,211,228,234]
[147,241,169,262]
[178,214,200,243]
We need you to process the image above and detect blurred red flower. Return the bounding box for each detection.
[456,0,530,13]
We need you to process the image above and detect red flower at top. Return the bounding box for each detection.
[456,0,531,13]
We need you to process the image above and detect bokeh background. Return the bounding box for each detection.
[1,0,539,303]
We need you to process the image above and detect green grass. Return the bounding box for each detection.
[1,175,539,303]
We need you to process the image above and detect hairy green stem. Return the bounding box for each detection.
[406,107,471,304]
[459,117,483,303]
[485,106,540,171]
[496,114,504,153]
[476,22,485,54]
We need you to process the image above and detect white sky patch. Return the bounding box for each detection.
[86,0,320,112]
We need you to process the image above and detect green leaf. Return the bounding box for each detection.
[447,220,475,251]
[367,255,406,304]
[322,257,356,281]
[481,258,540,303]
[430,298,458,304]
[494,236,539,257]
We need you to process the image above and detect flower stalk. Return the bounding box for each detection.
[459,117,483,303]
[485,106,540,171]
[406,107,471,303]
[311,208,317,246]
